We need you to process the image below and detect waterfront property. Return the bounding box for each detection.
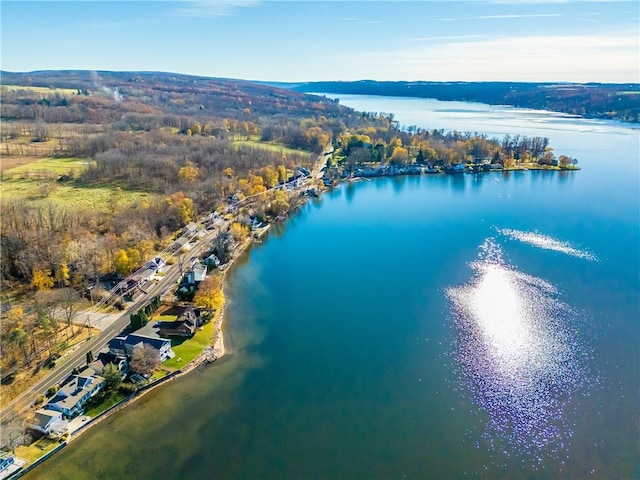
[185,263,207,286]
[45,370,105,417]
[31,409,68,436]
[108,323,175,361]
[88,352,129,379]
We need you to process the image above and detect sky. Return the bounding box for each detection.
[1,0,638,83]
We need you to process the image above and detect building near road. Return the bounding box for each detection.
[30,408,68,436]
[45,369,105,417]
[109,323,174,361]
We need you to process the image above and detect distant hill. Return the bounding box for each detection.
[289,80,640,123]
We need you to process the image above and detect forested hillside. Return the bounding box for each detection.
[292,81,640,123]
[1,71,578,376]
[1,71,353,286]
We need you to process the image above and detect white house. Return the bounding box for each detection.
[46,370,105,417]
[31,409,67,435]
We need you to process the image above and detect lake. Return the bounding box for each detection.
[32,95,639,479]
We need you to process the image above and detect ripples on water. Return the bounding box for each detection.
[447,239,594,464]
[497,228,598,261]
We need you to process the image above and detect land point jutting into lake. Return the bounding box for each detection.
[1,72,628,480]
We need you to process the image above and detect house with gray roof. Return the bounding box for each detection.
[31,409,67,435]
[89,351,129,378]
[109,324,174,362]
[45,370,105,417]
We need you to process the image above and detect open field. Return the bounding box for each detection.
[1,156,155,210]
[1,178,153,211]
[233,139,313,159]
[2,85,78,96]
[2,157,94,176]
[1,156,43,171]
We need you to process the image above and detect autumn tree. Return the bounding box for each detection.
[390,146,409,165]
[31,269,54,291]
[276,164,288,183]
[260,165,279,188]
[229,222,249,242]
[8,327,29,364]
[269,190,290,217]
[54,262,70,287]
[193,275,225,311]
[558,155,572,168]
[114,249,137,275]
[178,161,200,183]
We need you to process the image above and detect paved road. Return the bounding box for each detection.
[0,222,227,423]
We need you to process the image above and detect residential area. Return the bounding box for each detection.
[0,163,317,478]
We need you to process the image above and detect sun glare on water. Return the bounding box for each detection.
[447,240,592,460]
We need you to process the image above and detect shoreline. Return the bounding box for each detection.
[50,215,271,452]
[15,151,327,478]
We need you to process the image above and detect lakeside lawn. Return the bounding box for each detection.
[163,318,215,370]
[83,389,129,418]
[15,436,63,465]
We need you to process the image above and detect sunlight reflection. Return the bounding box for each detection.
[498,228,597,261]
[447,239,592,460]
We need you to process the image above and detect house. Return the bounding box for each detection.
[444,163,465,174]
[0,453,14,473]
[156,318,196,338]
[203,254,220,268]
[89,351,129,379]
[126,334,174,361]
[185,263,207,286]
[250,217,267,230]
[31,409,67,435]
[46,370,105,417]
[137,265,157,283]
[109,327,174,362]
[151,256,166,272]
[156,306,201,338]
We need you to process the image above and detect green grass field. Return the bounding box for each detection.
[1,179,153,211]
[2,156,155,210]
[4,157,94,175]
[162,319,215,370]
[83,390,128,418]
[233,139,312,159]
[3,84,77,96]
[15,437,64,464]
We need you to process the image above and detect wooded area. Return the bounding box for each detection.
[293,80,640,123]
[1,70,576,378]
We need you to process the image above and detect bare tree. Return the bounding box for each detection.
[130,344,160,375]
[58,287,81,328]
[0,415,27,454]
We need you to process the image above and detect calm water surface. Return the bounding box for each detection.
[34,96,639,479]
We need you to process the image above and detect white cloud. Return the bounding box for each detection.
[173,0,261,18]
[476,13,562,18]
[333,33,640,82]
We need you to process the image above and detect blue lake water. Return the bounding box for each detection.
[33,96,639,479]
